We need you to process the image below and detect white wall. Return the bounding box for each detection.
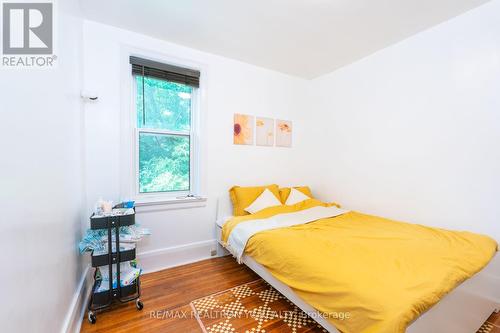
[82,0,500,275]
[311,0,500,241]
[1,1,497,331]
[82,21,321,270]
[0,1,85,332]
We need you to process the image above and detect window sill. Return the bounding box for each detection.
[134,196,207,213]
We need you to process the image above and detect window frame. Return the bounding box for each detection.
[125,53,202,204]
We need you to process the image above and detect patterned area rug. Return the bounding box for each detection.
[476,310,500,333]
[190,279,328,333]
[477,322,495,333]
[191,279,499,333]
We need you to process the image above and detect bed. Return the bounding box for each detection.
[215,196,500,333]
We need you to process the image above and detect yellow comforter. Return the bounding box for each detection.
[222,199,497,333]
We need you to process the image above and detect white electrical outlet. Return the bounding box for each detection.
[210,249,217,256]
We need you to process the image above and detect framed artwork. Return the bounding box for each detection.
[233,114,254,145]
[255,117,274,146]
[276,119,292,147]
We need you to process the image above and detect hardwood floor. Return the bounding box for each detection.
[80,256,500,333]
[80,256,259,333]
[483,312,500,333]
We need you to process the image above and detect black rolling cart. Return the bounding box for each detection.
[86,209,144,324]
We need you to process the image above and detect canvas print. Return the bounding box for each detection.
[276,119,292,147]
[255,117,274,146]
[233,114,254,145]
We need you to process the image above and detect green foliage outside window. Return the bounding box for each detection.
[136,76,192,193]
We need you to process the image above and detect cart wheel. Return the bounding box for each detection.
[136,299,144,310]
[88,311,97,324]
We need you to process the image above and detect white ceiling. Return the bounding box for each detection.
[80,0,490,79]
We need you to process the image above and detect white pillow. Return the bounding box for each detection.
[244,188,282,214]
[285,188,311,205]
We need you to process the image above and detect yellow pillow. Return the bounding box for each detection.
[278,186,313,203]
[229,184,280,216]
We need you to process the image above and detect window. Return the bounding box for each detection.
[130,56,200,197]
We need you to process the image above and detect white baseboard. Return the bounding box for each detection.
[60,240,216,333]
[61,266,92,333]
[216,241,230,256]
[138,239,217,274]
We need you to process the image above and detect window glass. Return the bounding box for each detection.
[138,132,190,193]
[136,76,192,132]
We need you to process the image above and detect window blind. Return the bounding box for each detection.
[130,56,200,88]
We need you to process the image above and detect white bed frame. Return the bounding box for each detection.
[215,196,500,333]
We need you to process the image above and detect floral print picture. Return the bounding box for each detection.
[234,114,254,145]
[256,117,274,146]
[276,119,292,147]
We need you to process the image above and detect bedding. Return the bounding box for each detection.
[229,184,280,216]
[278,186,313,203]
[244,188,282,214]
[216,216,233,228]
[221,199,497,333]
[285,187,312,205]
